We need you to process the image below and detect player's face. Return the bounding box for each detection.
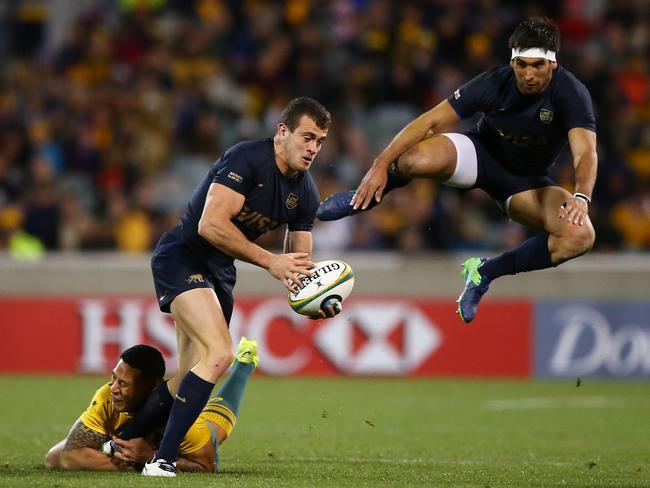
[109,360,154,413]
[276,115,328,176]
[511,56,557,94]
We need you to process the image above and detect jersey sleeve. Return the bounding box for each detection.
[558,78,597,132]
[212,145,256,195]
[447,69,498,119]
[79,384,112,435]
[288,181,319,232]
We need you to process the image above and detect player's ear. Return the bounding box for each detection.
[550,61,558,70]
[277,122,289,139]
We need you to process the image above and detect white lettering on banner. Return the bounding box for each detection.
[314,303,440,374]
[79,300,142,372]
[77,298,440,375]
[246,299,310,375]
[549,305,650,376]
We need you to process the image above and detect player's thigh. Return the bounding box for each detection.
[508,186,589,235]
[170,288,232,356]
[397,134,457,180]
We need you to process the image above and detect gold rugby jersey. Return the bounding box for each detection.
[78,383,235,455]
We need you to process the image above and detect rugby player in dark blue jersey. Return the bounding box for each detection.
[103,97,337,476]
[318,17,597,324]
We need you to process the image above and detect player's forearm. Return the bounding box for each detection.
[198,218,274,270]
[573,151,598,198]
[374,102,457,168]
[60,448,122,471]
[286,230,312,257]
[373,112,436,168]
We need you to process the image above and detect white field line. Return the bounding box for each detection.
[267,456,575,467]
[484,396,625,411]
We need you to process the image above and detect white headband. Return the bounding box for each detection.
[511,47,556,62]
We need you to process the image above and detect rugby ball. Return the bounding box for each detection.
[288,259,354,317]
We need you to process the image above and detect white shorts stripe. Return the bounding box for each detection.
[441,133,478,188]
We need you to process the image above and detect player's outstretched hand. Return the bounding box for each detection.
[268,252,315,291]
[310,298,342,320]
[559,197,588,226]
[351,163,388,211]
[111,436,155,465]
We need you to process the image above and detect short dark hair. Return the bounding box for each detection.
[120,344,165,381]
[279,97,331,131]
[509,17,560,54]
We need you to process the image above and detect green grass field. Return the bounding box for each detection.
[0,375,648,487]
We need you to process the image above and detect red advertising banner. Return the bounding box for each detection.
[0,296,532,377]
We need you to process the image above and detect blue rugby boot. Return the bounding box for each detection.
[456,257,490,323]
[317,190,360,221]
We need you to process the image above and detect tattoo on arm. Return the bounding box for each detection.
[63,420,108,451]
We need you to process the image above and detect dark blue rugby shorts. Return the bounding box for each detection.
[151,230,235,325]
[442,132,557,213]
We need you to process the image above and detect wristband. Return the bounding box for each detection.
[572,192,591,205]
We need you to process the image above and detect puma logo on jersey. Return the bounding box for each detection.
[453,89,461,99]
[186,274,205,284]
[175,395,187,403]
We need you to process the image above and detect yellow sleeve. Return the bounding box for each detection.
[179,416,212,455]
[79,383,113,435]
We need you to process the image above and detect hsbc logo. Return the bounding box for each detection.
[314,303,441,374]
[232,299,441,376]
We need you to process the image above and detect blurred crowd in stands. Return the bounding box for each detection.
[0,0,648,257]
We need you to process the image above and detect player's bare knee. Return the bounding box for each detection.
[562,225,595,259]
[398,143,433,177]
[204,349,234,375]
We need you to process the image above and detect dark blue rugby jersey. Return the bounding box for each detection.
[178,138,319,263]
[447,65,596,175]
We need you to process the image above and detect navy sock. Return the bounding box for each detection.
[358,162,410,211]
[215,360,254,416]
[119,382,174,440]
[385,161,411,193]
[480,234,553,281]
[155,371,214,462]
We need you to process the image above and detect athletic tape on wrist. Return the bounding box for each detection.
[572,192,591,205]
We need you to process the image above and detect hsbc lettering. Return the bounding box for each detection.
[79,299,177,373]
[78,298,441,376]
[547,305,650,377]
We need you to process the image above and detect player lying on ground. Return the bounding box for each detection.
[44,338,259,473]
[317,17,597,323]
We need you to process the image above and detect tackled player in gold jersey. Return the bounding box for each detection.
[45,339,258,473]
